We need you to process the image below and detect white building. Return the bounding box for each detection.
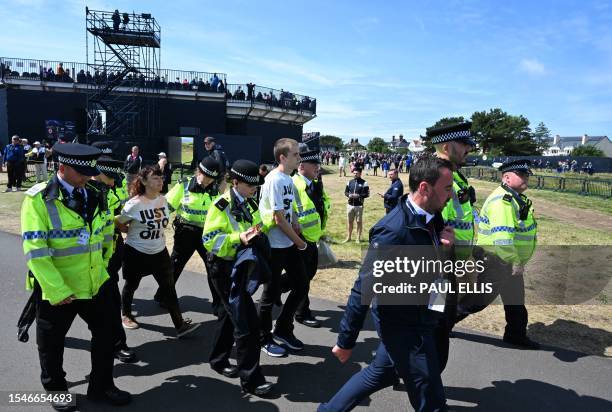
[543,134,612,157]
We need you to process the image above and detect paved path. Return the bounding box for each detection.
[0,231,610,411]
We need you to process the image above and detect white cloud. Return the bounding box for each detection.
[519,58,546,75]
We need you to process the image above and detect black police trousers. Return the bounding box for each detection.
[208,257,266,388]
[156,221,220,315]
[36,280,115,392]
[295,240,318,320]
[258,245,308,344]
[107,233,128,351]
[456,254,528,338]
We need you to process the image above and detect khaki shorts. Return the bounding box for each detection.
[347,205,363,223]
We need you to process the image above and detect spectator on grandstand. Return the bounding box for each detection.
[255,91,264,102]
[122,12,130,29]
[210,73,220,90]
[247,82,255,100]
[56,63,65,78]
[77,69,86,83]
[112,10,121,30]
[182,78,189,90]
[217,79,225,92]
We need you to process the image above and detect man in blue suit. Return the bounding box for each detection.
[319,155,455,412]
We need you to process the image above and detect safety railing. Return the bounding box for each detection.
[463,167,612,198]
[226,83,316,114]
[0,57,227,93]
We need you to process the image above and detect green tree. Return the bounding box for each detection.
[367,137,388,153]
[319,135,344,149]
[533,122,552,152]
[471,108,542,155]
[430,116,466,129]
[571,145,605,157]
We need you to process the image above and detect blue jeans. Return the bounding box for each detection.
[320,326,446,412]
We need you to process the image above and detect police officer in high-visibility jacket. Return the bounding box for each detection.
[21,143,131,410]
[91,142,136,364]
[457,159,539,349]
[291,148,331,328]
[426,121,476,371]
[154,157,221,309]
[202,159,273,396]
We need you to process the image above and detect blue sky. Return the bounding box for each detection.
[2,0,611,143]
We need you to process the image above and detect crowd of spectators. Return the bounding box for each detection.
[325,151,414,177]
[227,83,316,113]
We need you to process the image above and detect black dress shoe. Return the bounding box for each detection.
[242,382,274,397]
[115,347,137,363]
[87,386,132,406]
[213,365,239,378]
[51,396,76,412]
[503,335,540,349]
[296,316,321,328]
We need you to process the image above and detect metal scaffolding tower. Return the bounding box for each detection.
[85,7,161,142]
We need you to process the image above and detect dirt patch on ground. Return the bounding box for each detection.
[532,198,612,232]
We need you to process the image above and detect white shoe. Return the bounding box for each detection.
[12,187,18,192]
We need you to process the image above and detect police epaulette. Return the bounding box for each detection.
[503,194,513,202]
[215,197,229,211]
[25,182,47,196]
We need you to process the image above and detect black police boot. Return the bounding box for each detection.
[242,381,274,397]
[114,346,137,363]
[296,315,321,328]
[87,386,132,406]
[503,334,540,349]
[212,363,239,378]
[50,392,76,412]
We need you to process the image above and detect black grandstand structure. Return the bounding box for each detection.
[85,7,161,142]
[0,8,316,164]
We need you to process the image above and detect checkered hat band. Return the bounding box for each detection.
[502,164,530,172]
[430,130,472,144]
[58,155,97,168]
[301,154,320,162]
[231,168,258,183]
[97,164,122,174]
[199,163,219,177]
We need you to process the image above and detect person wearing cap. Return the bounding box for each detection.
[258,138,309,356]
[456,159,539,349]
[21,143,131,410]
[116,166,201,339]
[343,167,369,243]
[291,148,331,328]
[90,142,136,364]
[154,156,221,311]
[157,152,172,193]
[202,159,274,396]
[27,141,49,183]
[426,121,477,372]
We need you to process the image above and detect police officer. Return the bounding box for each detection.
[378,168,403,213]
[202,160,274,396]
[320,156,455,412]
[456,160,539,349]
[21,143,131,411]
[90,142,136,363]
[154,157,221,310]
[292,148,331,328]
[426,121,477,371]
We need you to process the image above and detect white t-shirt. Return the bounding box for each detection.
[339,156,346,167]
[258,169,295,248]
[117,195,170,254]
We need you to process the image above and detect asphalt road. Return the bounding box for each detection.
[0,230,610,411]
